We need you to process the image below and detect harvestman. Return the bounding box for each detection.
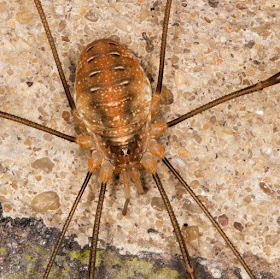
[0,0,280,278]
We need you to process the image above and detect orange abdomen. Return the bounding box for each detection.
[74,39,152,141]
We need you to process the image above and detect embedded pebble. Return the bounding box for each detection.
[210,268,221,278]
[189,180,200,189]
[85,9,99,22]
[178,147,191,159]
[259,182,271,195]
[114,16,132,33]
[16,11,34,24]
[181,225,199,248]
[243,195,255,203]
[151,197,165,211]
[31,157,55,174]
[161,87,173,106]
[140,4,152,22]
[31,191,60,213]
[218,214,228,226]
[234,222,244,232]
[174,70,187,86]
[265,234,280,246]
[62,111,71,122]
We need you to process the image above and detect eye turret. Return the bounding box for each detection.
[121,149,130,156]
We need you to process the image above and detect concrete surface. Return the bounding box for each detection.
[0,0,280,278]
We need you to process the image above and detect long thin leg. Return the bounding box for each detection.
[162,157,256,279]
[152,172,197,279]
[88,182,107,279]
[150,0,173,119]
[43,172,92,279]
[155,0,172,95]
[168,72,280,127]
[33,0,76,111]
[0,110,76,142]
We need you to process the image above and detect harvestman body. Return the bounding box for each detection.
[1,0,280,278]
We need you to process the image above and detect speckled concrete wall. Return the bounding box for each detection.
[0,0,280,278]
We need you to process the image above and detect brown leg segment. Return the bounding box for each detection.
[152,172,197,279]
[88,182,107,279]
[33,0,76,111]
[162,157,256,279]
[155,0,173,95]
[168,72,280,127]
[43,172,92,279]
[0,110,76,142]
